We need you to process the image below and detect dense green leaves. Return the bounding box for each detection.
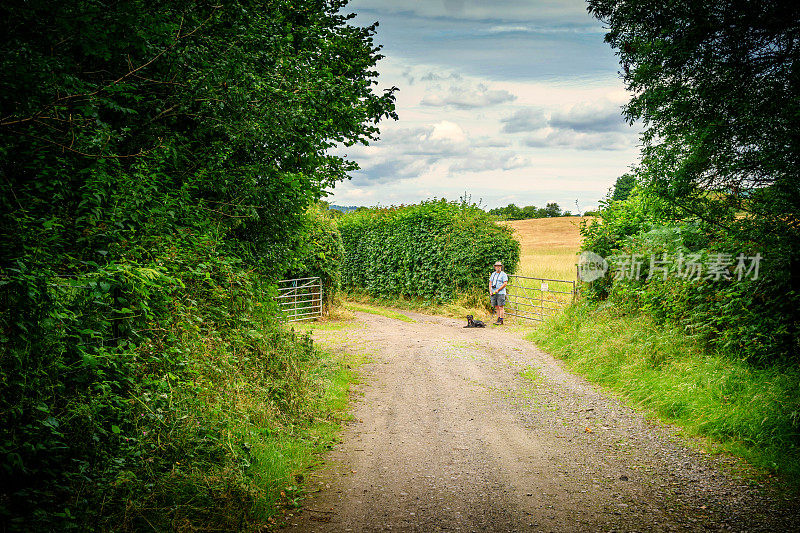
[1,0,396,276]
[588,0,800,207]
[286,204,346,309]
[584,0,800,363]
[1,0,394,527]
[339,200,519,301]
[581,188,795,364]
[611,173,637,202]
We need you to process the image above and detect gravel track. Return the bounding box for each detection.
[282,311,798,532]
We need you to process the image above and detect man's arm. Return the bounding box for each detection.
[496,273,508,293]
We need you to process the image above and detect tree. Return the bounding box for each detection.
[611,173,637,202]
[588,0,800,236]
[544,202,562,217]
[521,205,539,219]
[588,0,800,361]
[0,0,397,525]
[0,0,397,276]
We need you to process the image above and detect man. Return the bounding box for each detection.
[489,260,508,325]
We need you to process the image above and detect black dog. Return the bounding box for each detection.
[464,315,486,328]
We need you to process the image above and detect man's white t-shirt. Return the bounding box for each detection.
[490,271,508,294]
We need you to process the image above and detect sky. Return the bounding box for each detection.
[326,0,642,212]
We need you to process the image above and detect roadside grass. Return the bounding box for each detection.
[343,301,417,323]
[528,302,800,486]
[251,345,363,526]
[104,326,364,532]
[342,287,495,324]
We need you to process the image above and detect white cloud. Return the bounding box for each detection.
[524,129,633,151]
[449,153,532,174]
[429,121,468,143]
[502,154,532,169]
[500,108,548,133]
[421,83,516,109]
[550,100,628,132]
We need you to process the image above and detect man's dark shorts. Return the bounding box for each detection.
[491,292,506,307]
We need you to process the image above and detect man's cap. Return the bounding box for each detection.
[494,260,503,266]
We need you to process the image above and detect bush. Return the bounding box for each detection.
[285,205,346,310]
[339,200,519,301]
[580,188,799,365]
[0,232,341,530]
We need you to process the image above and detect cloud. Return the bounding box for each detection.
[419,71,463,82]
[421,83,516,108]
[550,100,627,132]
[349,0,593,24]
[496,99,635,150]
[485,24,606,34]
[337,118,534,183]
[502,154,532,169]
[382,121,470,157]
[355,158,435,182]
[473,136,512,148]
[448,153,532,173]
[500,108,548,133]
[347,1,620,83]
[524,130,632,151]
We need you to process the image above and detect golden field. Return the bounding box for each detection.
[502,216,591,281]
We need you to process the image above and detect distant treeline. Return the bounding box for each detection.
[487,202,580,220]
[325,201,594,220]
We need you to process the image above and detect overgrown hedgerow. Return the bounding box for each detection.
[339,200,520,302]
[1,232,348,531]
[1,0,395,528]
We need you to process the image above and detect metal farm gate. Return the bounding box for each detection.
[276,277,323,322]
[505,275,576,322]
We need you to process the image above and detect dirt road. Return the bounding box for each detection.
[284,311,797,532]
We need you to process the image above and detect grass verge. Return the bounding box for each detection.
[342,287,493,323]
[101,326,363,532]
[251,344,363,528]
[528,302,800,487]
[342,301,416,323]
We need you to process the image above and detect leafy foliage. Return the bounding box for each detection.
[611,173,637,202]
[588,0,800,225]
[0,0,394,528]
[581,188,796,364]
[339,200,520,301]
[582,1,800,364]
[286,204,346,310]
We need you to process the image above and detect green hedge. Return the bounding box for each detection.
[285,205,345,310]
[339,200,519,301]
[580,188,798,365]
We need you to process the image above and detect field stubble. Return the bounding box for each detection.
[502,216,589,281]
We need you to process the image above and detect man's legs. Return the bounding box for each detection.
[495,294,505,324]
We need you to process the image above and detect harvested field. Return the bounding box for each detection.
[502,216,591,281]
